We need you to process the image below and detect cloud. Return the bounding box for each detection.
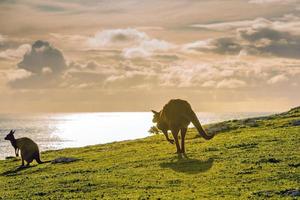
[0,44,31,60]
[122,47,151,58]
[9,73,63,89]
[87,28,148,49]
[202,80,217,88]
[190,18,269,31]
[248,0,298,4]
[7,50,300,91]
[7,36,300,91]
[8,40,68,88]
[42,67,53,75]
[69,60,100,70]
[0,34,31,53]
[122,39,175,59]
[35,4,66,13]
[185,15,300,59]
[8,39,140,89]
[267,74,288,84]
[190,14,300,34]
[51,28,175,59]
[49,33,88,50]
[0,34,6,44]
[159,62,250,89]
[158,61,246,88]
[6,69,32,82]
[87,29,176,58]
[65,61,119,89]
[183,37,242,55]
[62,60,160,90]
[216,79,246,89]
[135,26,164,31]
[18,40,67,74]
[61,71,109,89]
[156,58,300,90]
[237,24,300,59]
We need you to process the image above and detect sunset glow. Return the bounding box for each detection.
[1,0,299,113]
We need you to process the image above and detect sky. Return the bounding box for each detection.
[0,0,300,113]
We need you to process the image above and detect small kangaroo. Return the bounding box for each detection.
[4,130,47,167]
[152,99,214,154]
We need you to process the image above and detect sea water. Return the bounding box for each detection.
[0,112,272,159]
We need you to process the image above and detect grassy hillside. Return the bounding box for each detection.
[0,107,299,199]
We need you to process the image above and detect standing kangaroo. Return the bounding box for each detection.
[152,99,214,154]
[4,130,47,167]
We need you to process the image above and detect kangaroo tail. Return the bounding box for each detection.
[35,153,51,164]
[188,110,214,140]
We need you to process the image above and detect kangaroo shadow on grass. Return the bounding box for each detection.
[1,165,34,176]
[160,156,214,174]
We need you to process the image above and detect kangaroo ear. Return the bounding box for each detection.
[12,130,16,134]
[151,110,158,114]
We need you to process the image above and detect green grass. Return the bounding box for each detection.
[0,108,299,199]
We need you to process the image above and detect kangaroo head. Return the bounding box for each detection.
[4,130,15,141]
[151,110,160,123]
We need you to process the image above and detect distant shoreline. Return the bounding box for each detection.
[1,111,275,160]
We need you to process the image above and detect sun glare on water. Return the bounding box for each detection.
[51,112,153,148]
[0,112,270,159]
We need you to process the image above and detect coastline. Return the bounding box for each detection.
[0,107,299,199]
[0,111,273,160]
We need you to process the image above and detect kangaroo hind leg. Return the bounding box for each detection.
[171,127,181,154]
[180,127,187,154]
[26,157,34,167]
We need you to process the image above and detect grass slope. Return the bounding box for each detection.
[0,108,299,199]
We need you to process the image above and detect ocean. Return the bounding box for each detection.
[0,112,272,159]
